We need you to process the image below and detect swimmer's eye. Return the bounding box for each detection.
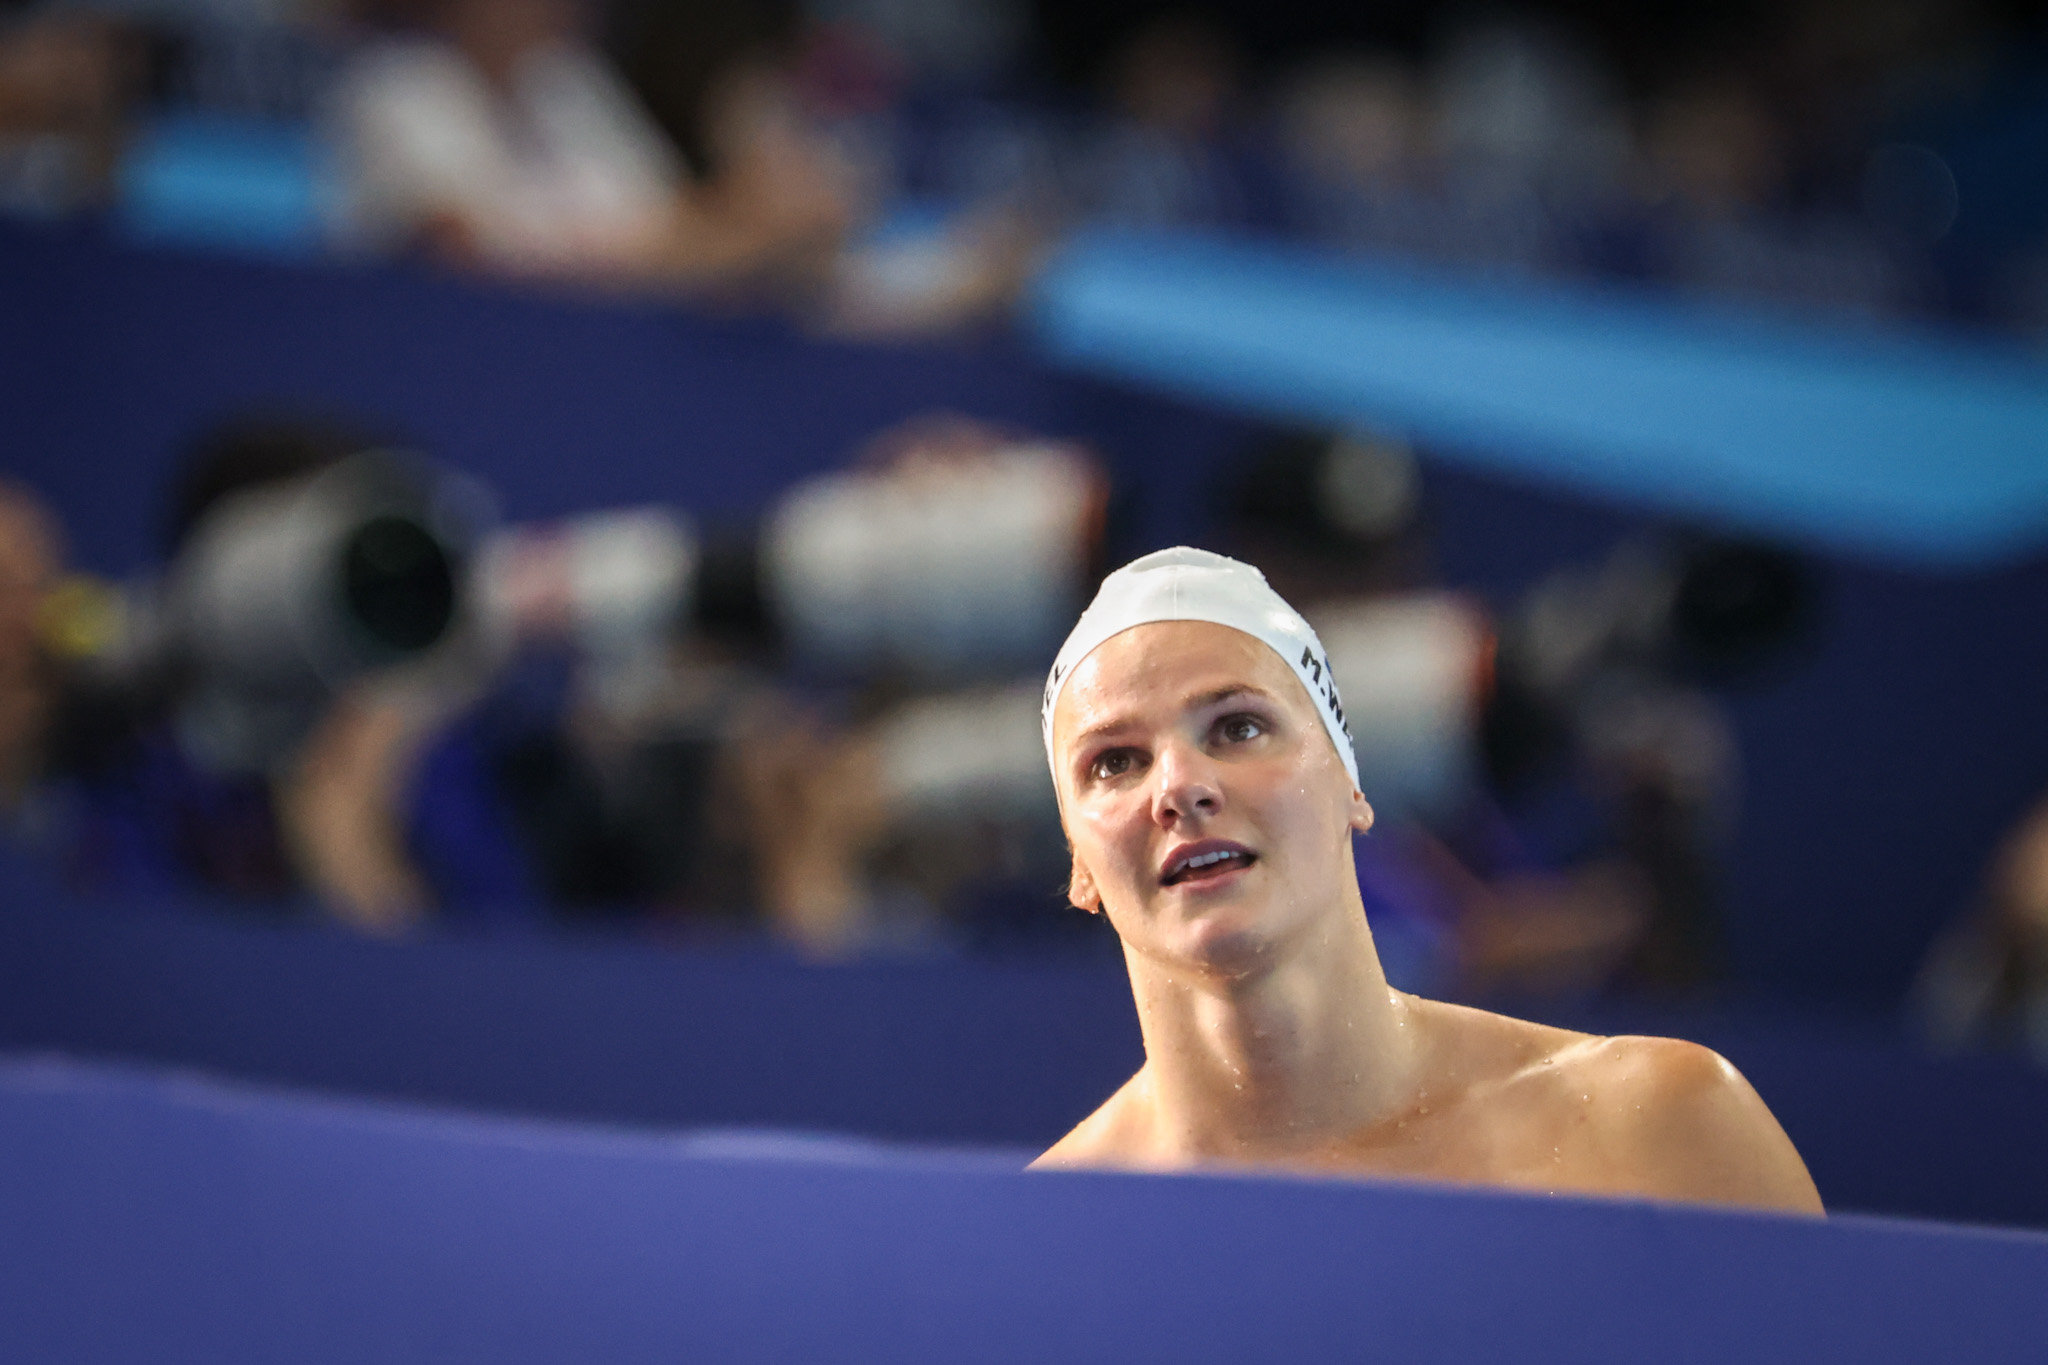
[1088,748,1140,782]
[1214,712,1267,745]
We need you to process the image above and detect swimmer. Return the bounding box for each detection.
[1032,548,1822,1214]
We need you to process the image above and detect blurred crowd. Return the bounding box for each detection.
[0,396,2043,1035]
[0,413,1109,949]
[0,389,1832,1023]
[5,0,2048,1031]
[3,0,2048,330]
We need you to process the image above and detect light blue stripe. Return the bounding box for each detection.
[1031,228,2048,567]
[117,114,327,257]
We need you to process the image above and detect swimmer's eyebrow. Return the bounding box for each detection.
[1183,684,1278,713]
[1071,714,1138,751]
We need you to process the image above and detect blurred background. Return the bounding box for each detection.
[3,0,2048,1232]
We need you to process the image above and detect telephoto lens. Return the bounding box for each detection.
[163,449,482,769]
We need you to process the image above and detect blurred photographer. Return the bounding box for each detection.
[1913,794,2048,1063]
[0,7,138,215]
[37,407,1110,953]
[1220,427,1810,1000]
[496,415,1106,952]
[46,414,534,931]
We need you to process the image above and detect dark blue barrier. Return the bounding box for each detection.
[0,897,1141,1148]
[5,221,2048,1004]
[2,1056,2044,1364]
[5,897,2048,1230]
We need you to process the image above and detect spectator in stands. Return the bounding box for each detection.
[0,479,60,814]
[1412,18,1621,275]
[1273,55,1435,255]
[1637,72,1910,317]
[1913,793,2048,1064]
[601,0,1040,331]
[0,8,136,215]
[1073,14,1259,229]
[328,0,853,290]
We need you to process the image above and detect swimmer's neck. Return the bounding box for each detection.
[1123,897,1421,1161]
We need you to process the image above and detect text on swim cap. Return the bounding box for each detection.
[1301,645,1352,740]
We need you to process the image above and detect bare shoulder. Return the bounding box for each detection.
[1410,993,1596,1078]
[1555,1034,1824,1215]
[1029,1073,1150,1171]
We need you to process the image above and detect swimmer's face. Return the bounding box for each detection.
[1053,620,1372,977]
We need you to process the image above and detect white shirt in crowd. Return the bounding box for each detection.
[330,37,683,272]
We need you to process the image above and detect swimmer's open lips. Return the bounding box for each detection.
[1160,839,1257,886]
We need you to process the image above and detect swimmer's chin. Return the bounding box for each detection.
[1136,909,1284,980]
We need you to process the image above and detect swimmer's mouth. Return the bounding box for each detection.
[1160,840,1257,886]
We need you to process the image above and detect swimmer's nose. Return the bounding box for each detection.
[1150,736,1223,828]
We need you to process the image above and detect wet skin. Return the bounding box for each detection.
[1035,620,1822,1215]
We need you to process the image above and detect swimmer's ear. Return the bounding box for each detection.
[1348,790,1375,836]
[1067,852,1103,914]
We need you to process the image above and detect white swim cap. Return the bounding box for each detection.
[1042,547,1359,793]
